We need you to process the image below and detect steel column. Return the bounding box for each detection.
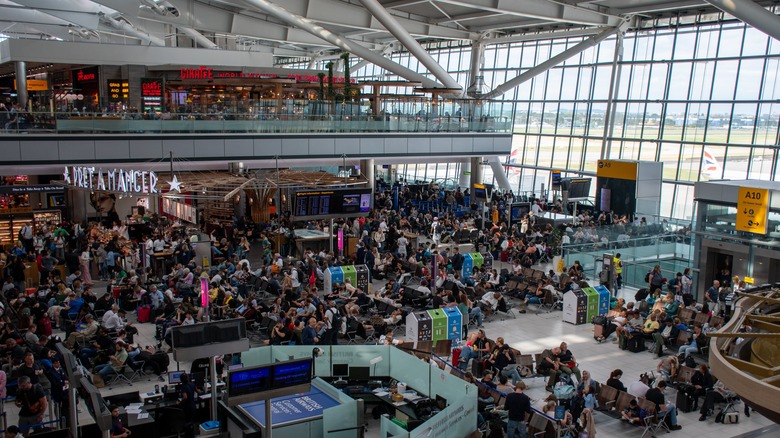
[704,0,780,41]
[487,156,512,192]
[240,0,443,88]
[601,31,624,160]
[179,27,219,49]
[484,24,625,99]
[15,61,27,110]
[359,0,461,91]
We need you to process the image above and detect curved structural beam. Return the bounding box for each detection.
[484,24,624,99]
[178,26,218,49]
[240,0,443,88]
[100,14,165,46]
[359,0,462,91]
[703,0,780,41]
[488,156,513,192]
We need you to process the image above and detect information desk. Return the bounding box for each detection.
[294,228,331,254]
[536,212,576,227]
[237,387,340,428]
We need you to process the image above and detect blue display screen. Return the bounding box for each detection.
[272,359,312,388]
[229,366,272,396]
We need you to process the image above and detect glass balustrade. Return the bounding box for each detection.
[1,99,512,135]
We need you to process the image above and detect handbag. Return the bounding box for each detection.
[554,383,575,400]
[591,315,607,325]
[567,361,577,369]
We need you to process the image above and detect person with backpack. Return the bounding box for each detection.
[647,265,664,291]
[324,300,342,345]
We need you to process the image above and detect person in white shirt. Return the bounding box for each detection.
[430,217,441,246]
[481,291,500,312]
[103,308,128,331]
[102,305,118,325]
[153,238,166,252]
[627,375,651,398]
[396,235,408,258]
[531,202,543,215]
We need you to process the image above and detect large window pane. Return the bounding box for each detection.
[660,143,681,179]
[717,26,744,58]
[674,30,696,59]
[593,66,613,99]
[668,62,692,99]
[654,32,675,60]
[735,59,764,100]
[705,103,732,143]
[741,27,768,56]
[662,103,686,140]
[711,60,739,100]
[689,61,715,100]
[695,28,720,58]
[748,147,776,180]
[678,143,703,182]
[728,103,757,144]
[545,68,563,100]
[647,63,668,101]
[583,140,602,172]
[755,103,780,146]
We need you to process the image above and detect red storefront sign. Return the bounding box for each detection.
[179,66,355,83]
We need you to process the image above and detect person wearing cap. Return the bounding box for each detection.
[94,341,128,382]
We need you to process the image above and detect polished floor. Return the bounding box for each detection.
[7,252,775,437]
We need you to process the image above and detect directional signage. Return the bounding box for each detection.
[736,187,770,234]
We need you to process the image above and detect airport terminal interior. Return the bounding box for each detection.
[0,0,779,437]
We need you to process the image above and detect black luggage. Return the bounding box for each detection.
[627,336,645,353]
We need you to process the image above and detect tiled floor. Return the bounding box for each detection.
[7,248,775,437]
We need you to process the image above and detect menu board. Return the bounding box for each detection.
[140,78,163,113]
[162,198,197,224]
[107,80,129,102]
[293,188,372,220]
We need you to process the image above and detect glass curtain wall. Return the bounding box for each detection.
[280,13,780,220]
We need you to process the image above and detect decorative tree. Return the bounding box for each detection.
[326,62,334,100]
[317,72,325,101]
[340,52,351,102]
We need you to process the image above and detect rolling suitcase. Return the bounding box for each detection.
[137,305,151,323]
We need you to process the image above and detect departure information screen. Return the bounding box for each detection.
[228,366,272,396]
[293,188,372,220]
[272,359,313,388]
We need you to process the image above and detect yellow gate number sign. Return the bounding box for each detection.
[736,187,770,234]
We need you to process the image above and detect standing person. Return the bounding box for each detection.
[705,280,720,316]
[14,376,48,436]
[80,249,93,285]
[613,253,623,291]
[501,381,533,438]
[179,373,198,438]
[19,222,34,254]
[648,265,664,292]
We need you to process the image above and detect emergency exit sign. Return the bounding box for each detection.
[736,187,770,234]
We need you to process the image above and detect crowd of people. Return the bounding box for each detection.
[0,179,751,437]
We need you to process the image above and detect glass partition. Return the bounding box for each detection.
[1,97,511,135]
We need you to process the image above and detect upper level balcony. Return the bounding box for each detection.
[2,99,512,135]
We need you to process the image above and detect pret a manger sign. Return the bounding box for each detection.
[63,166,158,194]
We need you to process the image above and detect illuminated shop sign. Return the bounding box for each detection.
[141,78,163,112]
[107,80,129,102]
[63,166,158,194]
[179,66,355,83]
[72,67,99,84]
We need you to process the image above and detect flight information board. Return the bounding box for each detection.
[293,188,372,220]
